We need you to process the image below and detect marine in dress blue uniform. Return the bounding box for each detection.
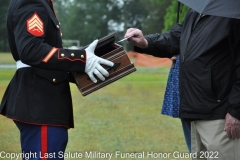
[0,0,113,159]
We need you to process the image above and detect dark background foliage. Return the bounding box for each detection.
[0,0,188,52]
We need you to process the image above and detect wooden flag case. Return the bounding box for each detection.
[73,32,136,96]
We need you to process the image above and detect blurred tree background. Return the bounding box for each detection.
[0,0,188,52]
[0,0,11,52]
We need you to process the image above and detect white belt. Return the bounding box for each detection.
[16,60,31,69]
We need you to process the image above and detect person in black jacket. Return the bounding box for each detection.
[125,9,240,160]
[0,0,113,159]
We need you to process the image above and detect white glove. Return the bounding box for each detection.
[85,39,114,83]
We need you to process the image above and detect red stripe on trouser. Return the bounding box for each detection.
[41,126,48,160]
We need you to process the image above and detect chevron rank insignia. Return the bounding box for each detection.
[27,12,44,36]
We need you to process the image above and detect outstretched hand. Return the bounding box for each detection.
[124,28,148,48]
[85,39,114,83]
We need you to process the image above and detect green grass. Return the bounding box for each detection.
[0,53,15,64]
[0,66,191,160]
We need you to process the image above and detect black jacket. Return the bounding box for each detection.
[0,0,88,128]
[135,9,240,120]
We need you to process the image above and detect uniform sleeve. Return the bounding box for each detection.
[134,23,182,58]
[12,0,86,72]
[227,19,240,120]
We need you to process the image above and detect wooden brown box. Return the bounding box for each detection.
[73,32,136,96]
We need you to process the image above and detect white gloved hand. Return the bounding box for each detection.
[85,39,114,83]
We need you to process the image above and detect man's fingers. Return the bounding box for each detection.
[226,127,232,139]
[171,55,178,61]
[93,69,105,81]
[231,128,237,140]
[98,58,114,67]
[236,128,240,139]
[125,28,142,38]
[87,72,97,83]
[96,64,109,77]
[88,67,109,83]
[125,28,136,37]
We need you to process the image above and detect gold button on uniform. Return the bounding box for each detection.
[56,25,59,29]
[81,55,84,58]
[61,53,65,57]
[53,78,56,82]
[71,53,75,57]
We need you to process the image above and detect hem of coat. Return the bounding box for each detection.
[0,113,72,129]
[161,112,180,118]
[180,113,226,121]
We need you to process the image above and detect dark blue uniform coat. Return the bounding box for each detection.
[0,0,87,128]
